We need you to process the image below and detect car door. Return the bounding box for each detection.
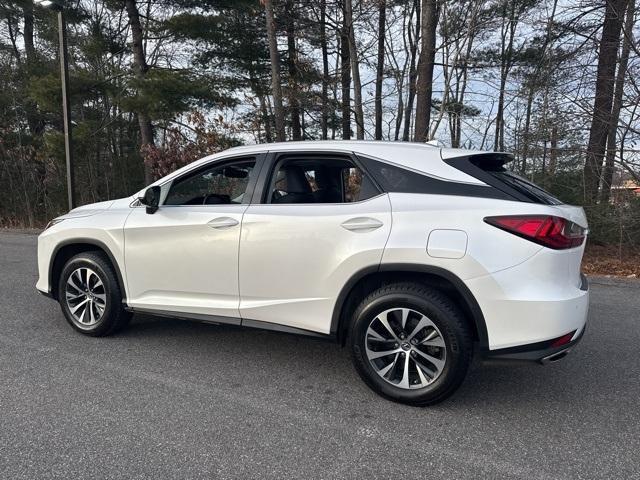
[124,155,263,321]
[238,152,392,334]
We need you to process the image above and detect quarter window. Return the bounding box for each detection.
[164,159,256,206]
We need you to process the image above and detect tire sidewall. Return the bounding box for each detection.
[350,290,469,404]
[58,255,117,336]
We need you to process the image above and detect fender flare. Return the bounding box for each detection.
[330,263,489,351]
[49,238,128,303]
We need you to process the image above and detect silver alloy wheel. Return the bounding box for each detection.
[65,267,107,327]
[365,308,447,389]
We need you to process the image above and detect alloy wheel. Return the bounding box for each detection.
[365,307,447,389]
[65,267,107,327]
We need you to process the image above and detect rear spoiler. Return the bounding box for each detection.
[465,153,514,171]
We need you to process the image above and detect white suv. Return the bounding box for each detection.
[36,141,589,405]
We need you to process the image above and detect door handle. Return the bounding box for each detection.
[341,217,384,232]
[207,217,239,229]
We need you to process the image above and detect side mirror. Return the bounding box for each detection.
[140,186,161,214]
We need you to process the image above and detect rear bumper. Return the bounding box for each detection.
[466,250,590,352]
[485,322,586,363]
[480,274,588,363]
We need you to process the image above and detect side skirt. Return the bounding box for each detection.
[125,306,335,341]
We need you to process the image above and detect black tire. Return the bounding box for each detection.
[58,251,131,336]
[349,282,472,406]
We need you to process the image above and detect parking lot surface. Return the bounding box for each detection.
[1,232,639,479]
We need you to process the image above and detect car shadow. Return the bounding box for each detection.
[117,313,605,412]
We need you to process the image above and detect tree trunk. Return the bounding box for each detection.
[340,10,352,140]
[344,0,364,139]
[374,0,387,140]
[451,2,480,148]
[285,0,302,140]
[601,0,634,203]
[23,2,35,61]
[402,0,420,141]
[413,0,438,142]
[549,125,558,176]
[263,0,286,142]
[583,0,628,203]
[320,0,329,140]
[520,88,534,173]
[22,0,44,137]
[250,72,273,142]
[494,1,517,152]
[124,0,155,184]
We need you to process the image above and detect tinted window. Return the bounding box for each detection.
[485,170,562,205]
[445,154,563,205]
[361,158,432,193]
[165,159,255,205]
[359,156,512,199]
[269,157,379,204]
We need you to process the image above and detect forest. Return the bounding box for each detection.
[0,0,639,257]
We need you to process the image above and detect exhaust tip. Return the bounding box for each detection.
[540,349,570,365]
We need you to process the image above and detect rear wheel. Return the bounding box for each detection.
[58,251,131,336]
[349,282,472,406]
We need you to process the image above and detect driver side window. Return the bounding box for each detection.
[164,159,256,206]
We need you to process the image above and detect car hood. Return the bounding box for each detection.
[59,200,116,219]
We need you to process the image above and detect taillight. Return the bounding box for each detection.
[484,215,586,249]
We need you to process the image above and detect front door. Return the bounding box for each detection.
[124,156,260,320]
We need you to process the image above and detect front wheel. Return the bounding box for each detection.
[58,251,131,336]
[349,282,472,406]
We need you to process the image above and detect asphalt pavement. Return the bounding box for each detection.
[1,231,639,479]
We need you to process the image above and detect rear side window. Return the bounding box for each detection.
[467,155,562,205]
[484,170,562,205]
[360,158,434,193]
[358,156,510,199]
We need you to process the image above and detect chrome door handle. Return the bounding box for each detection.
[341,217,384,232]
[207,217,239,229]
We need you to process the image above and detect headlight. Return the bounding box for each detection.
[44,218,65,230]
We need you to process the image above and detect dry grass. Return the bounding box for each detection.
[582,244,640,278]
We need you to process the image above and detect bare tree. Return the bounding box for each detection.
[601,0,635,202]
[320,0,329,140]
[263,0,286,142]
[414,0,438,142]
[583,0,629,203]
[374,0,387,140]
[285,0,302,140]
[344,0,364,139]
[402,0,420,141]
[340,4,352,139]
[124,0,155,183]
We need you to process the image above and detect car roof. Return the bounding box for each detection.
[146,141,499,193]
[224,140,440,154]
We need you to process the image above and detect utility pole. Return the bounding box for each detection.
[36,0,76,209]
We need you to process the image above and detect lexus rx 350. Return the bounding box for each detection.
[37,141,589,405]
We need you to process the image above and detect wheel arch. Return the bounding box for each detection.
[331,263,488,351]
[49,239,127,303]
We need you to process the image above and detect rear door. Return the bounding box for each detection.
[238,151,392,334]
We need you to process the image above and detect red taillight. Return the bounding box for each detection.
[550,331,576,348]
[484,215,586,249]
